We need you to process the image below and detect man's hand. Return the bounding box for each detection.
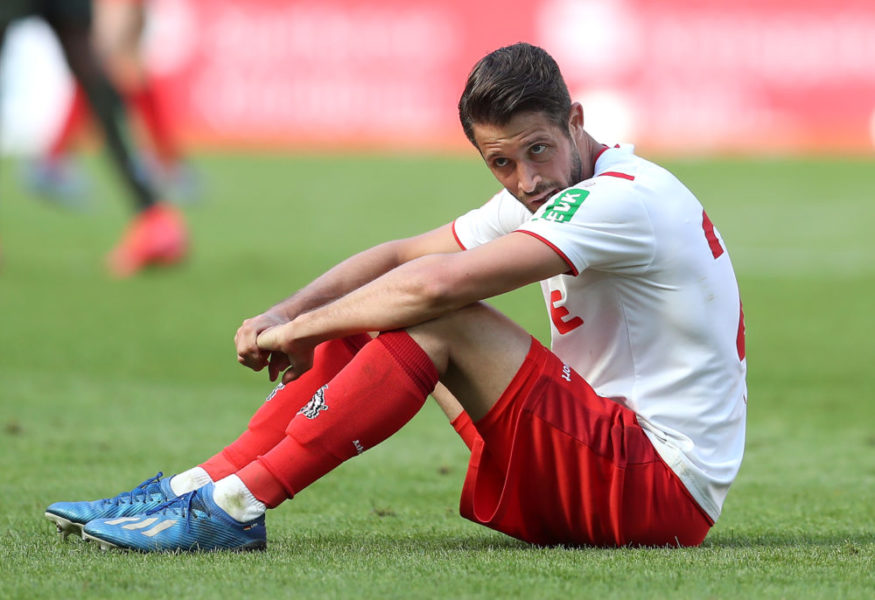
[234,312,290,372]
[255,322,318,384]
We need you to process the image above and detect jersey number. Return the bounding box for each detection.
[550,289,583,334]
[703,210,746,361]
[702,210,724,259]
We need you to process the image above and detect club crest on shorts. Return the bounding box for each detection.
[298,385,328,419]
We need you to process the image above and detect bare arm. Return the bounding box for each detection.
[256,231,569,381]
[235,223,461,374]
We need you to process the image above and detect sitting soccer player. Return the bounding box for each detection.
[45,43,747,551]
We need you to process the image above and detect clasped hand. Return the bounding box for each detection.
[234,313,315,383]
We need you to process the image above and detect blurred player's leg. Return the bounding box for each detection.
[50,10,151,211]
[24,84,90,203]
[47,2,188,276]
[47,84,89,160]
[95,0,199,203]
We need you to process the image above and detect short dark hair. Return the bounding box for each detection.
[458,42,572,146]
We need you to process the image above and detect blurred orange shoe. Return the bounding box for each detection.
[107,203,188,277]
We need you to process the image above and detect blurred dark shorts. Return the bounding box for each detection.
[1,0,92,29]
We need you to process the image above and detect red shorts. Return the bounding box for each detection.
[459,337,713,547]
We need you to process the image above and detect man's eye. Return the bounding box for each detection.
[493,157,509,168]
[531,144,547,155]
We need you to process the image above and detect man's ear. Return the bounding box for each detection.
[568,102,584,136]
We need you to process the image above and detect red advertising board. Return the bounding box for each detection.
[145,0,875,154]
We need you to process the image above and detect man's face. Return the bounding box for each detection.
[472,110,583,214]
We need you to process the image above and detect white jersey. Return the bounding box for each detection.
[452,145,747,521]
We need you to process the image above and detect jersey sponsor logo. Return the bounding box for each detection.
[536,189,589,223]
[298,384,329,419]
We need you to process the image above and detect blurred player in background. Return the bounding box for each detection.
[27,0,198,204]
[0,0,187,276]
[46,43,747,550]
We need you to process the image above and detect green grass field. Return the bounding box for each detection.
[1,151,873,599]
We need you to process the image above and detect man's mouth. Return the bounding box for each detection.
[527,189,557,209]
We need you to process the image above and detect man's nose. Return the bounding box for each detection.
[517,162,542,195]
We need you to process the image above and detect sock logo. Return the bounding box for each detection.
[298,384,328,419]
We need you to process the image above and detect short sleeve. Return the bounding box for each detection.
[517,180,655,275]
[453,190,531,250]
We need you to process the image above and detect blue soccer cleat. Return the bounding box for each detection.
[45,472,175,539]
[81,483,267,552]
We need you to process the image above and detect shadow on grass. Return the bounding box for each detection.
[271,528,875,556]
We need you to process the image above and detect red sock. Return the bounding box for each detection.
[238,331,439,507]
[127,82,179,165]
[199,334,371,481]
[48,85,89,161]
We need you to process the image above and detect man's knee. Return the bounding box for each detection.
[402,302,531,421]
[404,303,493,368]
[405,302,530,376]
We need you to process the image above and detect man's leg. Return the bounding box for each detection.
[408,303,532,420]
[96,0,185,174]
[25,84,90,203]
[228,301,710,548]
[232,302,530,509]
[171,334,372,493]
[49,10,188,276]
[79,304,533,551]
[44,334,371,538]
[45,85,88,161]
[51,18,153,212]
[78,323,441,550]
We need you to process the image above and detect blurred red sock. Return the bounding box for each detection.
[127,82,180,165]
[238,331,439,507]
